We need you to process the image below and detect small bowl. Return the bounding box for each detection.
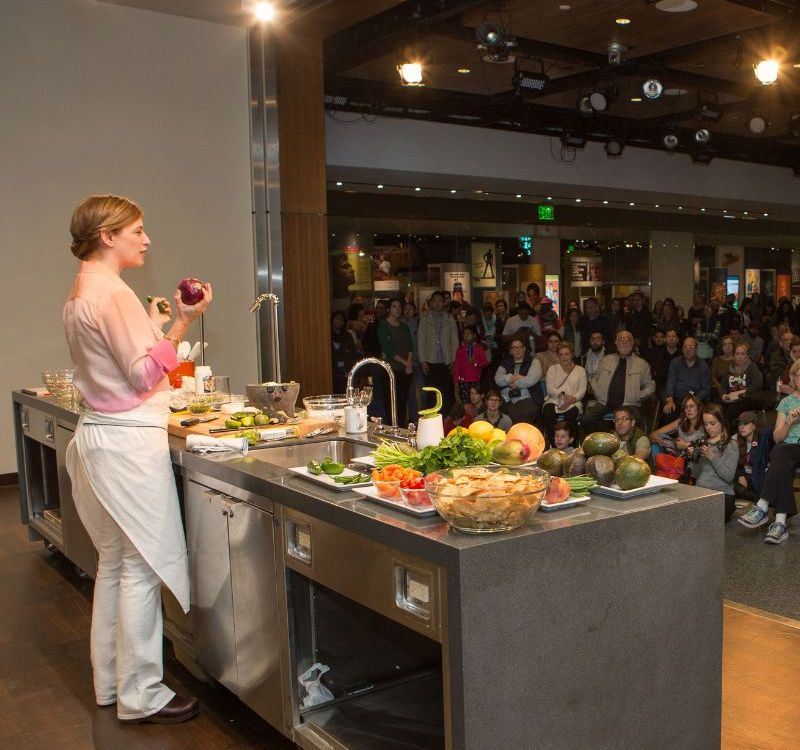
[303,394,348,422]
[400,487,432,507]
[373,479,402,501]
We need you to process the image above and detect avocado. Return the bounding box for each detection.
[582,432,621,457]
[564,448,587,477]
[611,449,628,468]
[586,455,616,486]
[538,448,568,477]
[614,457,651,490]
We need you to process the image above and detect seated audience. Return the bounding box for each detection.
[766,329,794,390]
[741,321,764,365]
[733,411,761,505]
[778,336,800,395]
[464,384,485,420]
[443,401,472,435]
[648,327,681,403]
[553,420,577,454]
[662,337,711,423]
[709,336,735,399]
[581,331,606,398]
[737,359,800,544]
[650,394,705,453]
[475,388,513,431]
[536,331,562,376]
[541,341,587,445]
[495,335,543,424]
[613,405,651,461]
[686,403,738,522]
[582,330,655,434]
[719,342,762,427]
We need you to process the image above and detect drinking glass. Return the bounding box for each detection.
[209,375,231,408]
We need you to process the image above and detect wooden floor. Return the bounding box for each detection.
[2,484,800,749]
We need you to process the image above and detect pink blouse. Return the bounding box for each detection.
[63,261,178,412]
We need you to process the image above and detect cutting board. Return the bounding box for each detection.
[167,413,339,440]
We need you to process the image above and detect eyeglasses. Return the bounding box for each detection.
[614,416,632,423]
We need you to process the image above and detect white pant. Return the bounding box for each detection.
[91,503,175,719]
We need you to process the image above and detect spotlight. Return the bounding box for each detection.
[643,79,663,100]
[694,128,711,144]
[512,69,550,93]
[476,23,516,63]
[577,95,594,116]
[663,133,679,150]
[748,115,768,134]
[605,138,625,157]
[252,1,274,21]
[789,112,800,138]
[589,90,609,111]
[753,59,779,85]
[607,41,626,66]
[397,62,424,87]
[697,92,721,122]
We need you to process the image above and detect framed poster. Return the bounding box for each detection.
[726,276,739,304]
[777,274,791,302]
[569,256,602,287]
[441,264,471,303]
[545,274,560,315]
[708,268,727,306]
[471,242,498,288]
[761,269,775,301]
[745,268,761,296]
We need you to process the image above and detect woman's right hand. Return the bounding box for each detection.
[174,283,213,323]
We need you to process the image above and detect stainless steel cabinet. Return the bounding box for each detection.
[186,477,284,730]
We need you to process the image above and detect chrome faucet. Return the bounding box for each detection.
[346,358,397,428]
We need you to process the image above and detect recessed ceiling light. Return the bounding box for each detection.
[516,194,523,198]
[559,4,571,10]
[335,181,343,186]
[678,206,683,210]
[414,186,421,191]
[252,1,275,22]
[603,200,609,204]
[763,212,769,217]
[377,184,384,189]
[450,189,457,194]
[700,207,706,211]
[457,67,471,74]
[575,198,582,202]
[629,202,635,206]
[743,211,749,215]
[616,18,631,25]
[630,97,642,102]
[655,0,697,12]
[654,204,660,208]
[546,196,553,200]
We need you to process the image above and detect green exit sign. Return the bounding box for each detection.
[538,204,556,222]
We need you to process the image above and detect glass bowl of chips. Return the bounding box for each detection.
[424,466,549,533]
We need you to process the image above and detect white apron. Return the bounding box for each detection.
[66,390,190,612]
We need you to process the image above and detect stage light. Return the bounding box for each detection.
[253,2,274,21]
[748,115,768,134]
[397,62,424,86]
[754,59,779,85]
[605,138,625,157]
[663,133,679,150]
[512,69,550,93]
[476,23,516,63]
[694,128,711,144]
[643,79,663,100]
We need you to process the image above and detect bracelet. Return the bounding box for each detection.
[164,334,181,345]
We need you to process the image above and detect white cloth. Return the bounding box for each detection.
[66,390,189,611]
[91,502,175,718]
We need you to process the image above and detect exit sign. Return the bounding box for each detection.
[538,204,555,222]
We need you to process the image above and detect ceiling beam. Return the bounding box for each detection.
[324,0,487,74]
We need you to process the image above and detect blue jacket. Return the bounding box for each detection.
[666,357,711,402]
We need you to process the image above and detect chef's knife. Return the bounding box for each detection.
[180,416,218,427]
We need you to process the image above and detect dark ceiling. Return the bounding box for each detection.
[323,0,800,170]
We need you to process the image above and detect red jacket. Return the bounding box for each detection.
[453,342,488,383]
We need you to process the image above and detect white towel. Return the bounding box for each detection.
[186,434,249,455]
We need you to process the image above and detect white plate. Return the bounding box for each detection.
[288,466,372,492]
[538,495,590,512]
[350,454,376,467]
[589,474,678,499]
[353,486,440,518]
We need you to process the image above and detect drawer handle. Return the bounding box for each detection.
[44,417,55,443]
[21,408,30,432]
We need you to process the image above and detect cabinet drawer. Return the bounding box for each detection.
[20,406,56,446]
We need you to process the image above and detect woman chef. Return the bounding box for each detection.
[63,195,211,724]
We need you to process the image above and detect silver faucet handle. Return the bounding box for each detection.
[407,422,416,435]
[370,416,384,433]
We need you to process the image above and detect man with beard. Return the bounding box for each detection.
[578,297,609,354]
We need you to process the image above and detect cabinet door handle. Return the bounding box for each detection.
[44,417,55,443]
[21,408,29,432]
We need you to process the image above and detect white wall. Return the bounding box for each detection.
[650,232,695,311]
[0,0,256,473]
[326,117,800,213]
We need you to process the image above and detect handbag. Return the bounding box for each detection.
[654,452,686,481]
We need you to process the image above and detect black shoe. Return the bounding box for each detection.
[120,695,199,724]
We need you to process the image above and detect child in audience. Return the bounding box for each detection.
[443,401,472,435]
[465,384,485,420]
[552,421,576,454]
[453,325,488,403]
[734,411,760,505]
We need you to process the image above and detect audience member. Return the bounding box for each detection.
[536,331,562,376]
[495,335,543,424]
[766,328,794,390]
[710,336,735,398]
[650,394,705,453]
[581,331,606,394]
[475,388,512,431]
[562,308,582,355]
[648,327,682,403]
[778,336,800,394]
[733,411,760,505]
[662,337,711,422]
[377,297,414,426]
[719,342,762,426]
[541,341,587,445]
[741,321,764,365]
[464,384,485,420]
[331,310,359,394]
[578,297,609,353]
[417,290,458,416]
[443,401,472,435]
[612,405,651,460]
[553,420,577,454]
[501,302,537,351]
[624,292,653,354]
[453,325,488,403]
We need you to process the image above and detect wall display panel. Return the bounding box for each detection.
[471,242,499,288]
[761,270,776,301]
[745,269,761,296]
[569,256,603,287]
[777,274,791,302]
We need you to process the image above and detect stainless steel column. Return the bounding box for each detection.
[249,26,285,383]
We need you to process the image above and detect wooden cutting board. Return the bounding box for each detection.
[167,413,339,440]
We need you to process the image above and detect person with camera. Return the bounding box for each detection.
[687,403,739,522]
[737,359,800,544]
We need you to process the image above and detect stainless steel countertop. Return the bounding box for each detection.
[13,391,723,568]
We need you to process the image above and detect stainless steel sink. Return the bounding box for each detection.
[249,438,374,468]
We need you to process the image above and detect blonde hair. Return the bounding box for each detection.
[790,359,800,378]
[69,194,142,260]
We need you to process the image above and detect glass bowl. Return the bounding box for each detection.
[424,466,549,533]
[372,478,402,501]
[302,394,348,422]
[400,486,432,507]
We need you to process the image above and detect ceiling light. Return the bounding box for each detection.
[606,138,625,156]
[743,211,748,215]
[607,41,626,66]
[655,0,697,11]
[590,90,610,111]
[748,115,768,134]
[663,133,679,150]
[476,23,516,63]
[763,213,769,217]
[547,196,553,200]
[414,186,421,191]
[629,202,635,206]
[616,17,631,25]
[252,1,274,21]
[516,194,523,198]
[513,69,550,93]
[335,181,343,186]
[558,4,571,10]
[397,62,424,87]
[577,95,594,116]
[457,67,471,74]
[701,207,706,211]
[643,79,663,99]
[450,189,457,194]
[654,204,660,208]
[694,128,711,144]
[753,59,779,85]
[630,97,642,102]
[678,206,683,210]
[377,184,384,189]
[603,200,609,204]
[575,198,582,202]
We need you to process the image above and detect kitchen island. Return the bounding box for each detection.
[13,390,723,750]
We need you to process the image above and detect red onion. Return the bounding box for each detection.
[179,277,204,305]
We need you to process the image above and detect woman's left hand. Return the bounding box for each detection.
[700,444,716,460]
[147,296,172,329]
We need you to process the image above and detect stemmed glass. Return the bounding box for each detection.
[346,386,373,407]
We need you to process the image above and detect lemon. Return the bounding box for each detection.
[489,428,507,443]
[448,426,469,437]
[468,420,495,443]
